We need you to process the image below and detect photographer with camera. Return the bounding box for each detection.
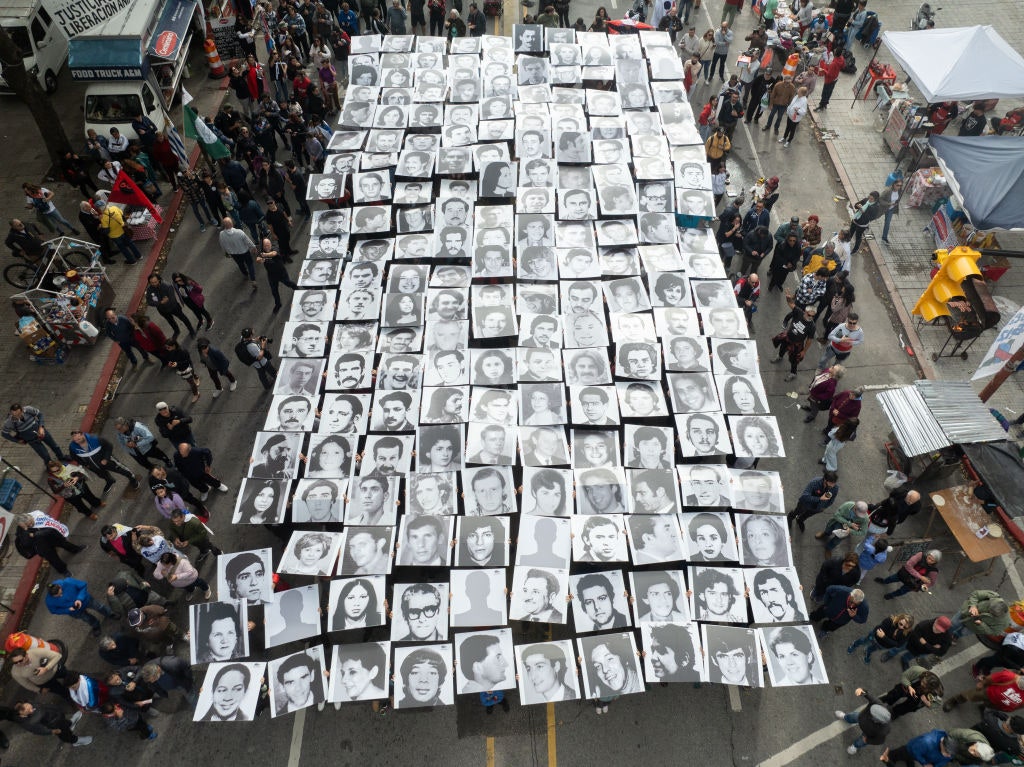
[235,327,277,390]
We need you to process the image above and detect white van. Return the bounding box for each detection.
[0,0,69,93]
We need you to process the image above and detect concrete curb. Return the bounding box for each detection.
[809,111,937,382]
[0,144,199,642]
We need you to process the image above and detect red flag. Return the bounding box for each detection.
[107,170,163,224]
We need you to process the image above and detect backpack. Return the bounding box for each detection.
[235,340,258,366]
[842,53,857,74]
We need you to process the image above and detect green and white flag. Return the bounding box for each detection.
[183,104,230,160]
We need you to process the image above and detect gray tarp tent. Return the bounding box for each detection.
[928,135,1024,231]
[882,26,1024,103]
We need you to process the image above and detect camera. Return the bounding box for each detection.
[259,336,272,345]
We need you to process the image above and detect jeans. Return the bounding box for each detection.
[677,0,693,22]
[208,368,237,392]
[70,600,113,630]
[710,53,728,81]
[254,360,278,390]
[44,208,77,234]
[881,207,896,242]
[818,344,849,371]
[117,340,151,366]
[765,104,786,131]
[877,572,916,597]
[822,438,845,472]
[157,307,195,337]
[273,79,289,103]
[183,576,210,596]
[8,431,68,463]
[229,251,257,282]
[188,199,216,227]
[127,444,172,470]
[721,5,738,25]
[700,59,711,80]
[113,233,142,264]
[851,224,868,253]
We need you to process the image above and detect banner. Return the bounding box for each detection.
[972,306,1024,381]
[108,170,164,223]
[44,0,134,38]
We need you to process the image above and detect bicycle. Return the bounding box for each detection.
[4,243,96,290]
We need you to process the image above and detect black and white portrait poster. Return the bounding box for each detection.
[277,531,343,577]
[337,526,395,576]
[232,479,289,525]
[515,639,580,704]
[393,644,455,709]
[680,511,738,563]
[291,478,346,524]
[624,514,685,564]
[737,513,793,568]
[190,600,249,665]
[193,662,265,722]
[509,565,569,624]
[217,548,274,606]
[264,584,322,649]
[450,569,508,628]
[760,625,829,687]
[391,582,451,642]
[327,576,387,632]
[248,432,302,480]
[569,570,632,634]
[688,566,748,624]
[396,515,454,567]
[406,472,458,517]
[576,632,644,699]
[570,514,629,563]
[639,622,706,684]
[454,629,516,694]
[455,515,510,568]
[703,625,764,688]
[268,646,328,717]
[744,567,809,625]
[729,469,785,514]
[515,515,571,569]
[327,642,391,703]
[628,570,690,624]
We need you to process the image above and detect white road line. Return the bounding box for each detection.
[1002,552,1024,597]
[728,684,742,711]
[610,0,618,8]
[288,707,306,767]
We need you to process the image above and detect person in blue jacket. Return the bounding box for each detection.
[45,577,116,636]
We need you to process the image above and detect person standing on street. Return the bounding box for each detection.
[810,585,868,640]
[94,199,143,264]
[103,308,153,367]
[218,218,259,292]
[236,327,277,390]
[45,577,116,636]
[13,701,92,747]
[46,460,105,520]
[70,430,138,492]
[849,191,883,254]
[780,86,809,147]
[834,688,892,755]
[14,511,85,576]
[154,403,195,446]
[113,416,172,470]
[149,464,208,516]
[815,48,846,111]
[819,314,864,370]
[171,273,214,331]
[100,524,147,576]
[763,75,796,135]
[265,198,297,257]
[257,237,299,312]
[787,469,839,532]
[145,272,196,338]
[196,338,238,399]
[3,403,69,464]
[173,442,229,501]
[709,22,734,84]
[22,183,79,235]
[167,508,222,563]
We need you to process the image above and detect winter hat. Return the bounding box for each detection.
[110,577,128,594]
[128,608,143,627]
[155,401,169,411]
[933,616,952,633]
[869,705,891,724]
[1009,716,1024,734]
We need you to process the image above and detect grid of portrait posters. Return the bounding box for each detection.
[200,29,825,720]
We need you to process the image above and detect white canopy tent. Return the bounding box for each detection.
[881,25,1024,103]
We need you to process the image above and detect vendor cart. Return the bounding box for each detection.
[9,237,115,349]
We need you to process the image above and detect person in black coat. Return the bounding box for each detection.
[257,237,299,312]
[265,198,297,256]
[163,339,201,403]
[100,524,147,576]
[15,515,84,576]
[881,616,953,668]
[811,552,861,601]
[145,273,196,338]
[745,69,777,123]
[154,404,195,446]
[196,338,238,399]
[835,688,892,755]
[173,443,228,499]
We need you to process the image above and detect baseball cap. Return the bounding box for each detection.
[790,216,800,225]
[155,401,169,411]
[933,616,952,633]
[128,608,143,627]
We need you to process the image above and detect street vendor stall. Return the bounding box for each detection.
[9,237,115,349]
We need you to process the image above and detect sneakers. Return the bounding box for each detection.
[200,224,207,233]
[229,380,238,391]
[834,710,846,720]
[784,373,796,381]
[218,483,229,492]
[71,711,83,729]
[847,746,859,755]
[200,490,210,502]
[147,730,158,740]
[186,590,196,602]
[212,389,222,398]
[784,140,791,147]
[204,588,212,600]
[73,736,93,747]
[129,476,141,490]
[206,319,216,330]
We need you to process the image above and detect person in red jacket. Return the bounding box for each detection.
[944,670,1024,713]
[815,48,846,111]
[823,387,863,441]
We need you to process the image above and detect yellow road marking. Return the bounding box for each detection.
[486,736,495,767]
[547,702,557,767]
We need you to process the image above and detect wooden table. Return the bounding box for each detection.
[926,484,1011,586]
